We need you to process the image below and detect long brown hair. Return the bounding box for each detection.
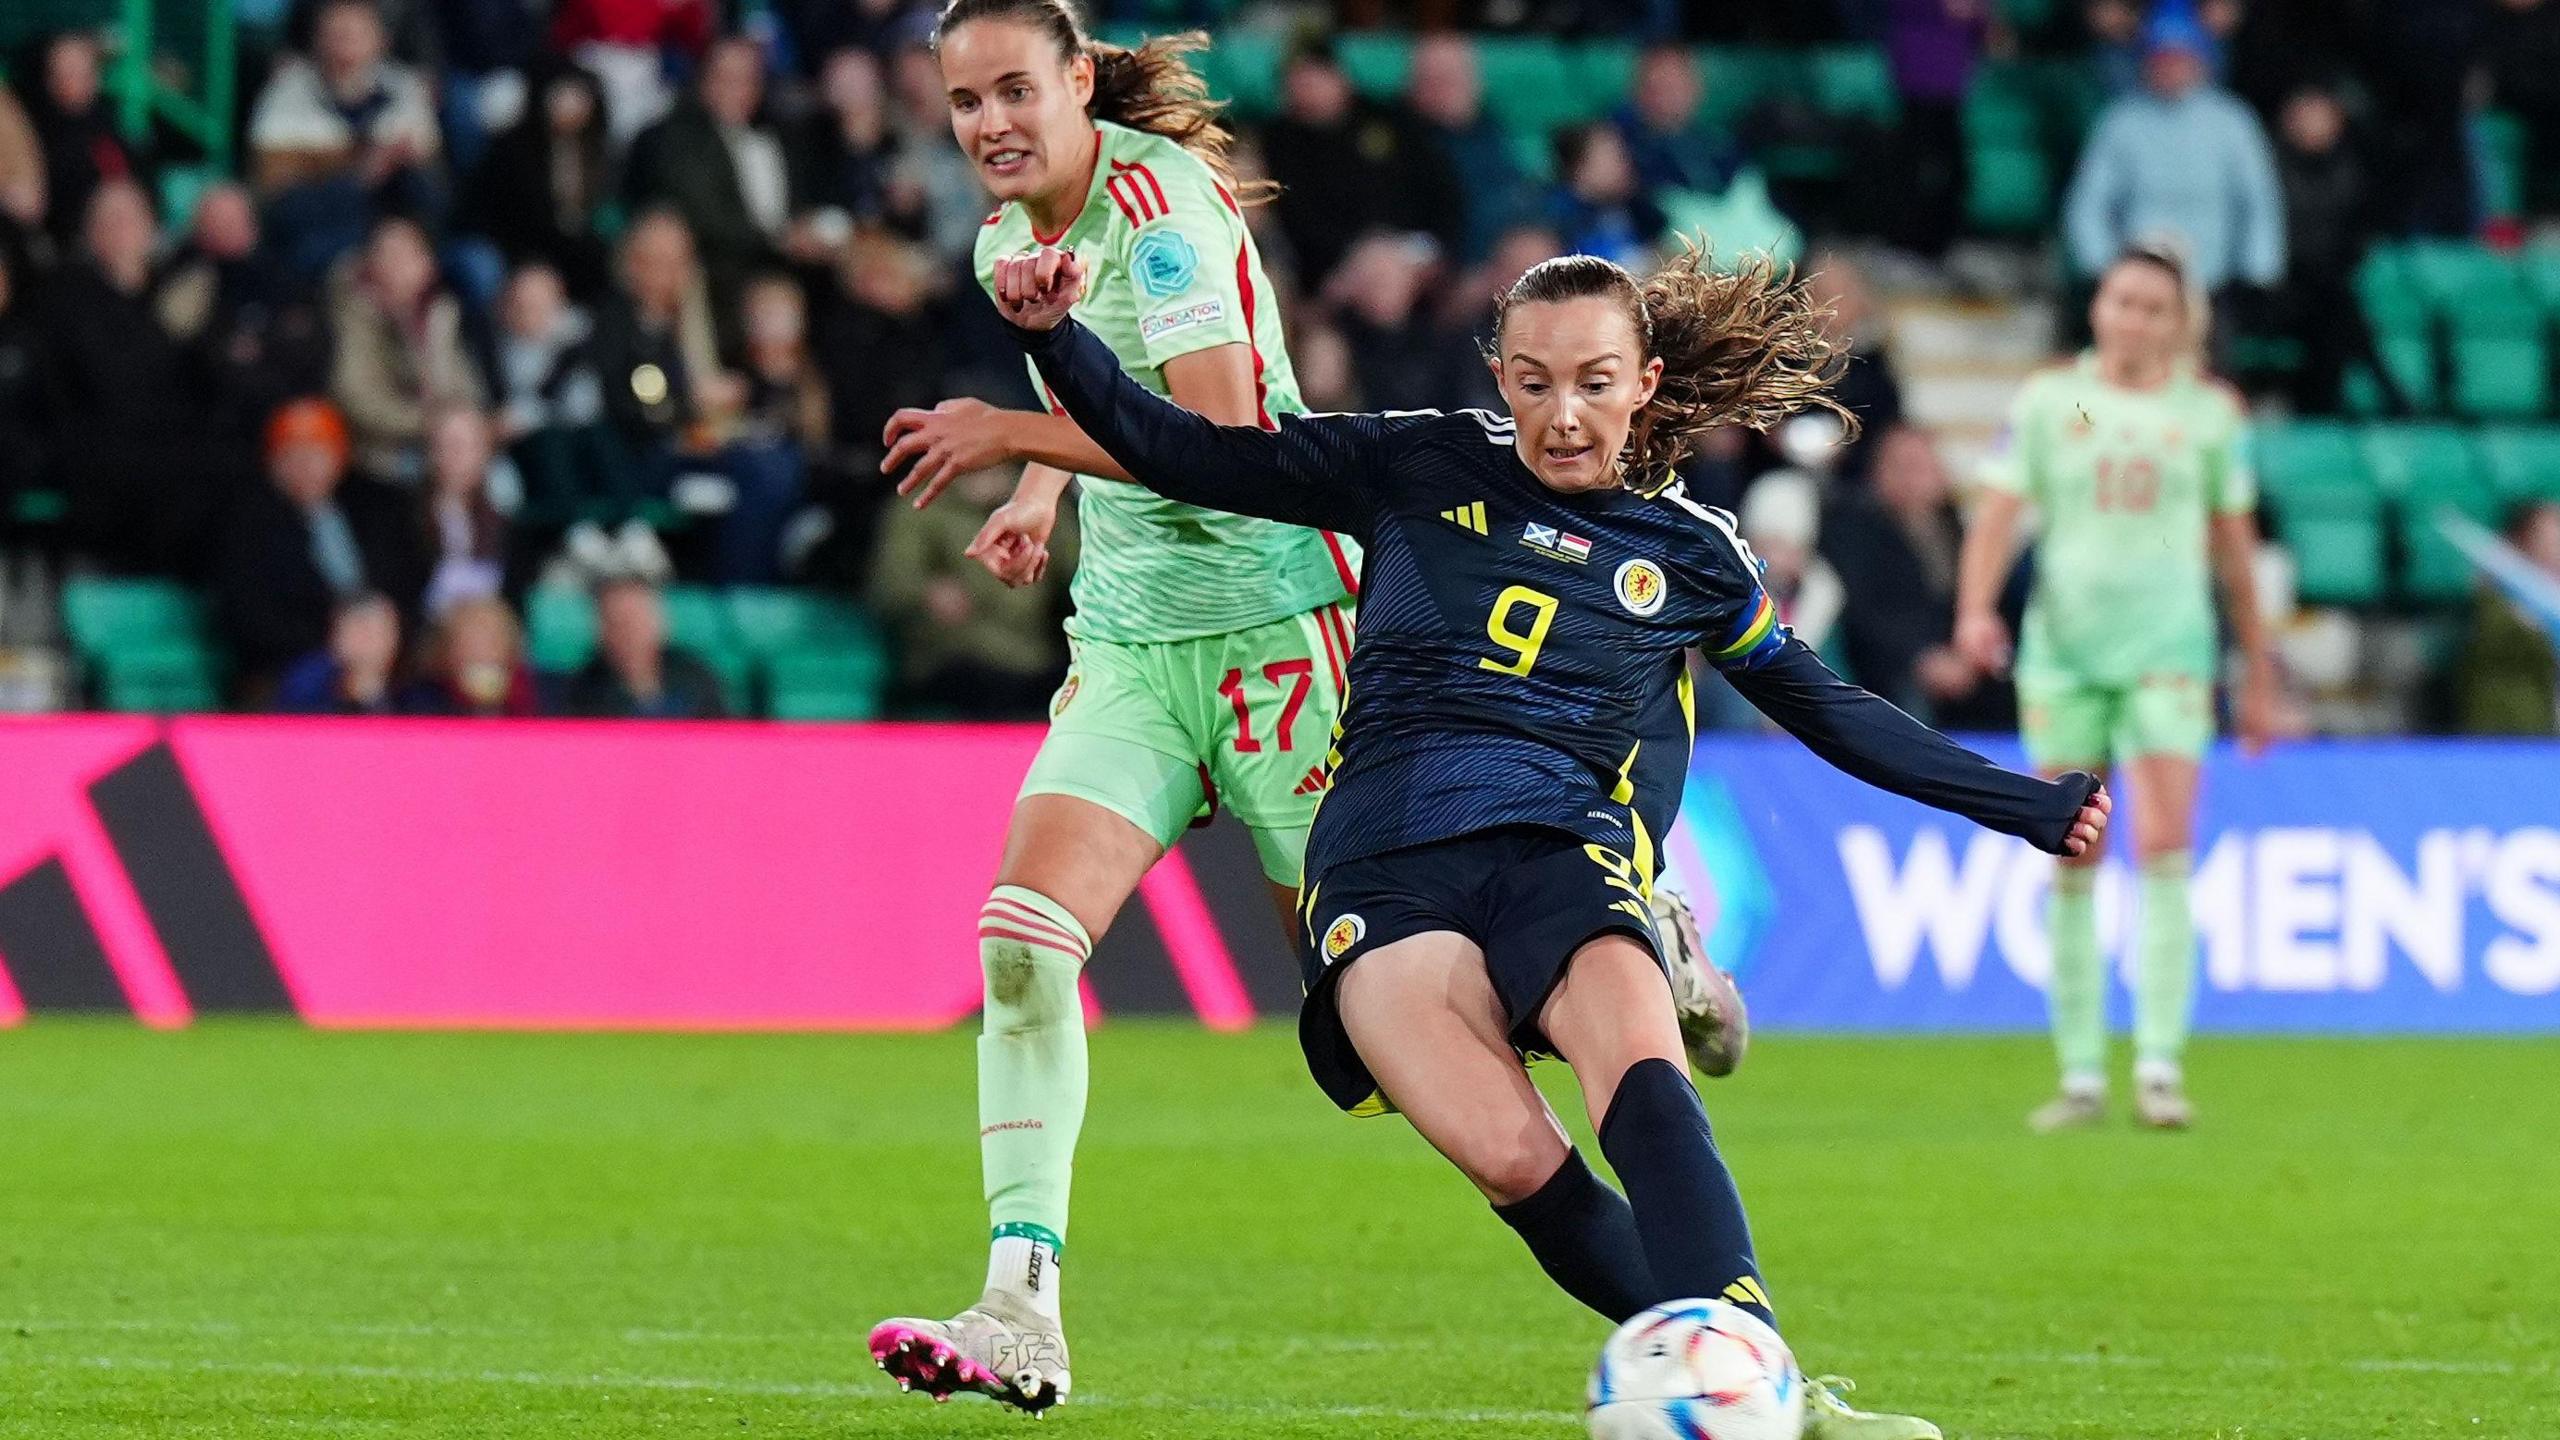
[1490,242,1855,498]
[931,0,1269,201]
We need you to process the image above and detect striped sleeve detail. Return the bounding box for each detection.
[1107,162,1171,226]
[1706,588,1785,670]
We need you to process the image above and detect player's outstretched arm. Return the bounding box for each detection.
[1722,637,2109,857]
[994,247,1391,536]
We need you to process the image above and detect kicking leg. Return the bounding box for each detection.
[1336,932,1656,1322]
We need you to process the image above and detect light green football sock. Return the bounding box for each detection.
[2047,865,2106,1090]
[976,885,1092,1321]
[2133,852,2196,1080]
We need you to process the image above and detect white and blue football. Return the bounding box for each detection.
[1586,1299,1803,1440]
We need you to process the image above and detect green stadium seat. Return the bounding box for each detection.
[725,587,877,659]
[2341,332,2439,416]
[2358,423,2478,503]
[660,584,753,711]
[60,577,211,661]
[2280,489,2388,607]
[2254,421,2368,502]
[1699,48,1800,132]
[2446,321,2549,420]
[1809,47,1898,124]
[1504,123,1555,182]
[1570,41,1639,118]
[1962,65,2041,145]
[2355,246,2430,334]
[524,583,596,673]
[2521,243,2560,315]
[96,643,223,714]
[1476,37,1586,133]
[1965,142,2048,233]
[1193,31,1280,120]
[764,648,890,722]
[2402,240,2525,317]
[1334,32,1410,100]
[2476,426,2560,505]
[2478,110,2528,222]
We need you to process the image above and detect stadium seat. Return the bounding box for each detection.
[2355,246,2431,335]
[1476,38,1586,133]
[2358,423,2479,503]
[95,643,223,714]
[661,585,752,711]
[2278,488,2389,607]
[2478,110,2529,222]
[1965,142,2049,233]
[60,579,225,712]
[1809,47,1898,125]
[725,586,877,656]
[1962,65,2041,145]
[2446,317,2550,420]
[2476,426,2560,505]
[2402,240,2524,319]
[1192,31,1280,119]
[2521,243,2560,316]
[1570,41,1639,118]
[1334,32,1410,100]
[763,649,890,722]
[1698,48,1800,132]
[2253,420,2369,503]
[524,583,597,673]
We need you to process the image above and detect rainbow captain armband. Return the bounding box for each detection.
[1707,589,1787,671]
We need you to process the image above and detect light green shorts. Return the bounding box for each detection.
[2018,669,2215,770]
[1020,601,1354,885]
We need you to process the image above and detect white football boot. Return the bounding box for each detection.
[869,1290,1071,1414]
[1653,885,1749,1078]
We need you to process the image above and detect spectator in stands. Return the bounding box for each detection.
[217,399,424,697]
[2268,82,2399,415]
[868,463,1070,718]
[403,594,541,716]
[2486,0,2560,217]
[0,249,46,514]
[494,261,618,525]
[546,0,714,148]
[276,591,404,715]
[590,209,736,521]
[249,0,443,277]
[2065,8,2284,302]
[42,180,252,577]
[1822,425,2008,729]
[464,56,615,303]
[2083,0,2146,96]
[1804,251,1905,485]
[419,405,518,619]
[2455,500,2560,735]
[722,275,823,583]
[331,215,487,485]
[1884,0,1991,257]
[782,0,928,70]
[1613,42,1742,201]
[808,232,945,579]
[1291,316,1361,413]
[565,575,728,718]
[796,48,934,251]
[0,81,42,267]
[1323,233,1476,411]
[886,38,993,264]
[1261,37,1455,288]
[1546,124,1666,270]
[1404,35,1535,267]
[625,36,796,349]
[159,183,334,443]
[2365,0,2484,236]
[20,31,145,253]
[423,0,540,179]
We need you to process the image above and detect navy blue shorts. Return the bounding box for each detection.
[1296,826,1664,1113]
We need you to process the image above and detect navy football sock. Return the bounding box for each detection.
[1492,1148,1657,1323]
[1597,1057,1773,1327]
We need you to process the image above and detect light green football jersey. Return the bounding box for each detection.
[1981,354,2256,686]
[976,120,1356,644]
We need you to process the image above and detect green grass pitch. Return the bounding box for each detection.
[1,1021,2553,1438]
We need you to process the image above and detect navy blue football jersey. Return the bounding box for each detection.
[1016,318,2100,876]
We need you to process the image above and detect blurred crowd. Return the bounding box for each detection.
[0,0,2555,728]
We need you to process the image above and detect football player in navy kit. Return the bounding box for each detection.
[988,242,2110,1438]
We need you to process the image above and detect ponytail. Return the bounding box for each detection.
[1491,240,1855,498]
[934,0,1268,201]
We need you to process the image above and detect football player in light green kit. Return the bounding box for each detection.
[864,0,1359,1413]
[1956,243,2277,1133]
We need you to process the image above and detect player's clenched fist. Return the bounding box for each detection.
[2060,783,2112,859]
[993,247,1084,330]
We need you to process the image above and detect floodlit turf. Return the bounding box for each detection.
[0,1022,2553,1439]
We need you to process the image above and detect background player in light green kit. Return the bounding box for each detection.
[1955,243,2277,1133]
[865,0,1359,1413]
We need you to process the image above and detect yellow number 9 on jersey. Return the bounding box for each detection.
[1479,585,1559,676]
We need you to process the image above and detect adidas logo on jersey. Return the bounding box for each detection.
[1438,501,1489,535]
[1291,765,1332,797]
